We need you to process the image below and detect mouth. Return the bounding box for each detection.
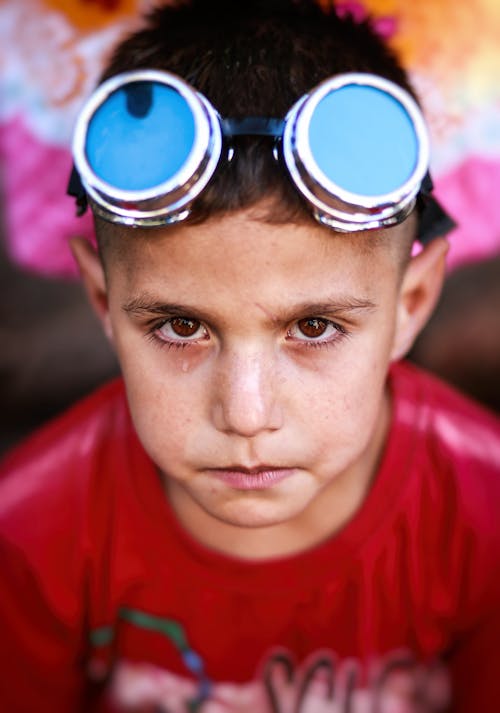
[205,465,296,491]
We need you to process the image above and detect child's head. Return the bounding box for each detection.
[70,0,450,555]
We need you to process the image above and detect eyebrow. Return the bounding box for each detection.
[122,294,377,322]
[123,297,216,323]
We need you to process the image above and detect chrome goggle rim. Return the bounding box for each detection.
[72,69,223,226]
[282,72,430,230]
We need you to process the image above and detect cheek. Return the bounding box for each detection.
[114,343,208,452]
[125,376,205,469]
[297,345,389,444]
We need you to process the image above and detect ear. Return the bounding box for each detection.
[70,237,114,343]
[391,237,449,362]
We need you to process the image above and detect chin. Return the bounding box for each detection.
[202,493,309,530]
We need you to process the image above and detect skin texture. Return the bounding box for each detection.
[72,202,448,560]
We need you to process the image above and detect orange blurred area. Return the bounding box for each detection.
[42,0,138,31]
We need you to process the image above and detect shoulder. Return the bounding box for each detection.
[386,362,500,619]
[0,377,159,632]
[389,360,500,546]
[389,360,500,592]
[390,359,500,475]
[0,378,134,547]
[390,360,500,508]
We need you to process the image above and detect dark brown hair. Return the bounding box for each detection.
[99,0,416,225]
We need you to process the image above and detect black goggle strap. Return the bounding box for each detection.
[416,171,456,244]
[67,164,88,217]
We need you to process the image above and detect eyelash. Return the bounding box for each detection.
[145,317,349,351]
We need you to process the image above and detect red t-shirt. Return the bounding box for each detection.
[1,360,499,712]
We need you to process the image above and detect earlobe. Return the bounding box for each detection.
[70,237,114,342]
[391,237,449,362]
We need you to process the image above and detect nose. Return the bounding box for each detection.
[211,347,283,437]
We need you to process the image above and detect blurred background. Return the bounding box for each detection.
[0,0,499,455]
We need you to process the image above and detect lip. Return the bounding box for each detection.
[206,466,295,490]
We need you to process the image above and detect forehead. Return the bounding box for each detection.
[101,206,407,303]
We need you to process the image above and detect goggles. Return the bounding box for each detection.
[69,69,454,240]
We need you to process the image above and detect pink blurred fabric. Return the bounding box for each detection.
[0,116,94,277]
[434,157,500,270]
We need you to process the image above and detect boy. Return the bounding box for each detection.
[1,0,499,711]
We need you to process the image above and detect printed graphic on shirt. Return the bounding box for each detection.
[89,608,451,712]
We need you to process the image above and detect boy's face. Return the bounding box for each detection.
[75,205,445,554]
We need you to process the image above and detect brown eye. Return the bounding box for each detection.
[154,316,209,346]
[169,317,201,337]
[297,318,328,338]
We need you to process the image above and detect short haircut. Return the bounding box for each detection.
[98,0,418,226]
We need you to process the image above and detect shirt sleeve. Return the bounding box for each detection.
[0,533,88,712]
[446,463,500,713]
[0,380,125,712]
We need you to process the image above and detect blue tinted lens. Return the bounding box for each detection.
[85,81,196,191]
[308,84,419,197]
